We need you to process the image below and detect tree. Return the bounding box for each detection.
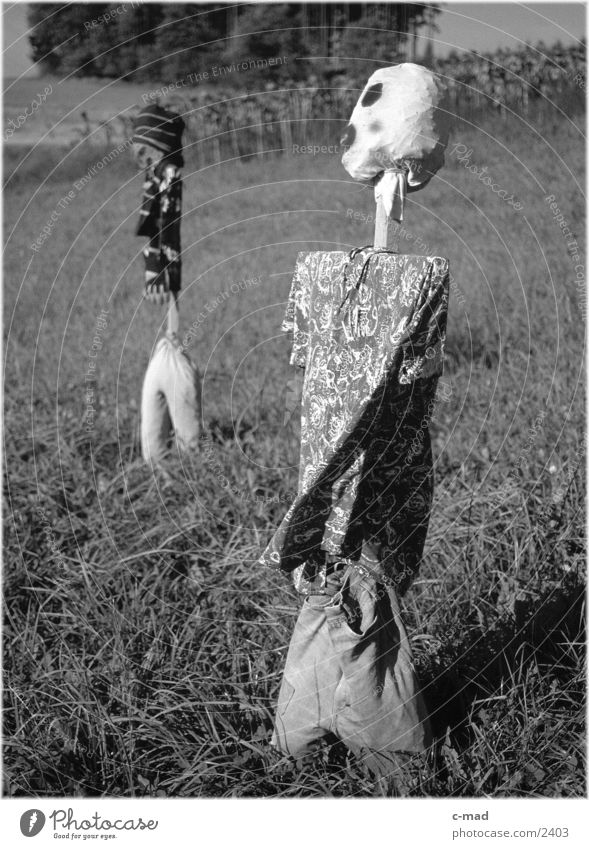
[335,4,436,83]
[26,2,166,79]
[152,4,228,82]
[27,3,110,75]
[26,3,440,84]
[221,3,306,82]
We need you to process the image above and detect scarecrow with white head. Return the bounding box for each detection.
[260,64,451,784]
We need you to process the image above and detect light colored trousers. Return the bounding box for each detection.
[272,568,432,780]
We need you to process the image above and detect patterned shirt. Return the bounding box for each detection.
[136,157,182,294]
[258,248,450,595]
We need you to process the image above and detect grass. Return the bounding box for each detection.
[2,97,586,797]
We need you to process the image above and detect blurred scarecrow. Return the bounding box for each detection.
[131,104,202,464]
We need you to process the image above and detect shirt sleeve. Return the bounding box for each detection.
[159,163,182,257]
[136,171,160,239]
[399,257,449,384]
[135,162,182,252]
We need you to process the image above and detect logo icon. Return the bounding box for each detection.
[20,810,45,837]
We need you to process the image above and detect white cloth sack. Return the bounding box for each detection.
[341,63,450,220]
[141,333,201,464]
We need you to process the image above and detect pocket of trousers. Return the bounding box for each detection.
[326,583,403,711]
[338,580,378,640]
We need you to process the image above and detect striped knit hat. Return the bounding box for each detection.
[131,104,185,165]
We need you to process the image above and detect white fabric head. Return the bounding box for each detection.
[341,63,450,220]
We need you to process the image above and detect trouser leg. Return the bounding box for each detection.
[326,570,432,779]
[271,590,343,758]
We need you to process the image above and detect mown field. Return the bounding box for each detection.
[3,87,586,796]
[3,75,148,147]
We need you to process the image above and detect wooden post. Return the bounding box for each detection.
[374,194,391,249]
[374,172,402,251]
[167,292,179,336]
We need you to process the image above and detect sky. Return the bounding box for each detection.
[1,1,587,79]
[434,2,586,56]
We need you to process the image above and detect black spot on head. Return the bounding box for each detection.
[340,123,356,148]
[361,82,383,107]
[369,121,382,132]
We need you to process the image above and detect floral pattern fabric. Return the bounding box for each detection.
[258,249,450,595]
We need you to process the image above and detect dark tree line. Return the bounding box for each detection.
[27,2,439,85]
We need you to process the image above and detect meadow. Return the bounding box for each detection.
[3,80,585,796]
